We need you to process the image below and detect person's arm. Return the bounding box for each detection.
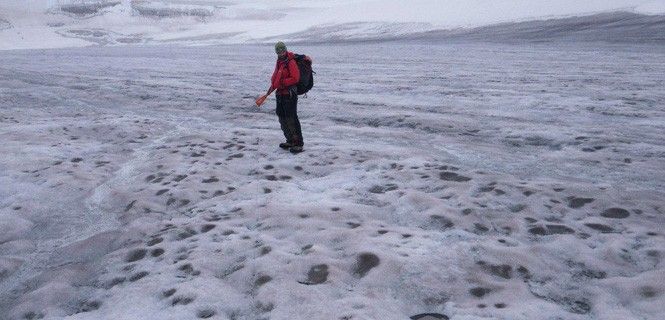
[280,59,300,88]
[267,71,281,95]
[268,60,280,94]
[265,86,276,97]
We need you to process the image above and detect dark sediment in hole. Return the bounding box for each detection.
[126,249,147,262]
[410,313,449,320]
[568,197,594,208]
[353,253,380,278]
[584,223,614,233]
[470,287,491,297]
[529,224,575,236]
[304,264,328,285]
[601,208,630,219]
[439,171,471,182]
[197,309,216,318]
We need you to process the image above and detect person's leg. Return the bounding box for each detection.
[278,117,293,147]
[292,112,303,147]
[285,118,302,147]
[284,95,303,147]
[276,95,292,147]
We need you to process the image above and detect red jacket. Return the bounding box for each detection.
[271,51,300,96]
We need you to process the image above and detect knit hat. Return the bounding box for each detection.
[275,41,287,54]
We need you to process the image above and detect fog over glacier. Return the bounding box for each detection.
[1,0,665,50]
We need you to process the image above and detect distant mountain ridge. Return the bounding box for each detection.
[284,12,665,44]
[413,11,665,44]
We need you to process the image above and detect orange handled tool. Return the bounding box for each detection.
[255,95,267,107]
[256,87,275,107]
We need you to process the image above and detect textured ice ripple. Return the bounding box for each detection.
[57,1,121,17]
[0,17,11,31]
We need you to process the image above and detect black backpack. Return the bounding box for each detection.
[291,54,314,95]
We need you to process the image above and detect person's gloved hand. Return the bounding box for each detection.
[255,94,267,107]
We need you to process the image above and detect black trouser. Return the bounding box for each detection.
[276,93,303,147]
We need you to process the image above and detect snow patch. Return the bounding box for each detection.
[0,257,23,281]
[0,214,34,244]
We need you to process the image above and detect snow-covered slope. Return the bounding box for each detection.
[264,11,665,44]
[1,42,664,320]
[1,0,665,50]
[405,12,665,44]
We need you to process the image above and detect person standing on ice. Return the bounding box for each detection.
[261,41,304,154]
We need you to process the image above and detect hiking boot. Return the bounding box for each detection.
[279,142,293,149]
[289,145,303,154]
